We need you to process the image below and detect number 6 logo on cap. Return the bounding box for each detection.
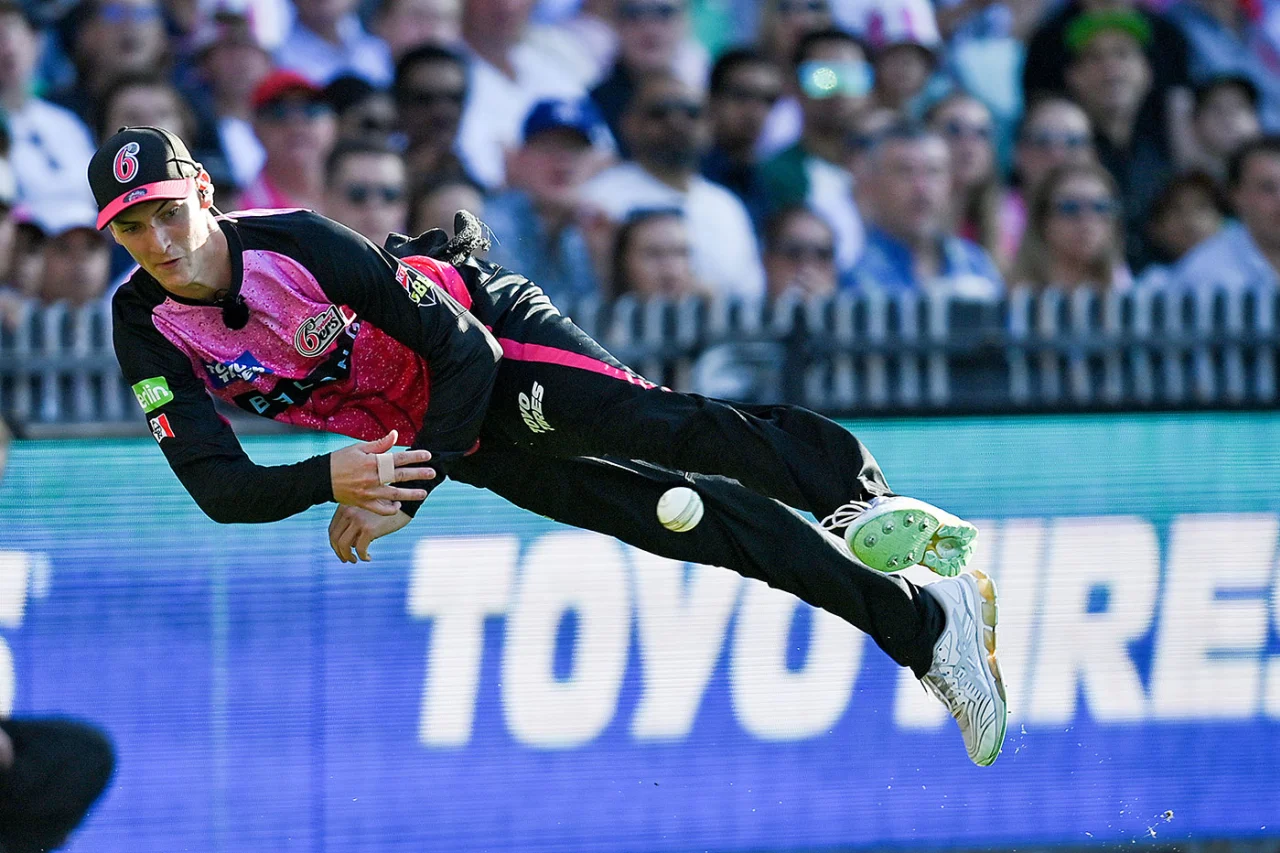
[113,142,140,183]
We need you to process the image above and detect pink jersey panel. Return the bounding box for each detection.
[150,249,430,442]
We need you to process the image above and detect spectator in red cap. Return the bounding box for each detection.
[237,70,338,211]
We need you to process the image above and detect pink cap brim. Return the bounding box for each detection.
[97,177,197,229]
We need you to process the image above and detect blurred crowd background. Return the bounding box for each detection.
[0,0,1276,351]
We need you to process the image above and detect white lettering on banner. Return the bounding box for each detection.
[895,522,998,728]
[406,513,1280,748]
[0,551,33,716]
[1029,517,1157,723]
[731,583,863,740]
[630,551,741,740]
[503,532,630,748]
[990,519,1048,724]
[1150,515,1277,719]
[408,536,518,746]
[1268,562,1280,720]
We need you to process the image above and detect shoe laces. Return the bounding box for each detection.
[820,499,870,533]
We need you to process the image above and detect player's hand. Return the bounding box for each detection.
[330,430,435,516]
[329,505,412,563]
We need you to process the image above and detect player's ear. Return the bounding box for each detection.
[195,169,215,209]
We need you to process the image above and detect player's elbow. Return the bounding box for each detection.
[197,493,250,524]
[191,480,269,523]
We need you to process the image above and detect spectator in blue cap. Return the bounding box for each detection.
[484,98,615,304]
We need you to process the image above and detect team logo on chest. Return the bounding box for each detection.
[294,305,349,357]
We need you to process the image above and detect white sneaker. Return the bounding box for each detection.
[822,496,978,576]
[922,571,1007,767]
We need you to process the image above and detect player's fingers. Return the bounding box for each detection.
[336,533,358,564]
[393,466,435,482]
[366,498,400,516]
[383,486,428,503]
[329,504,356,531]
[355,531,373,562]
[356,429,398,453]
[394,449,431,466]
[330,518,354,562]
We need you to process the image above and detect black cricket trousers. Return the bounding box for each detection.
[0,718,114,853]
[447,271,945,677]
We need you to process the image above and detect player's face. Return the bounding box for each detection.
[109,193,221,298]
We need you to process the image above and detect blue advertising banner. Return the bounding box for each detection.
[1,412,1279,852]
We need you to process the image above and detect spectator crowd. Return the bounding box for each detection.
[0,0,1277,331]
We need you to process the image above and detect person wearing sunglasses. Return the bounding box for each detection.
[237,70,337,213]
[589,0,695,158]
[701,48,782,204]
[754,0,835,158]
[1004,97,1096,263]
[925,92,1010,269]
[392,45,479,185]
[763,205,838,300]
[581,74,765,299]
[322,139,409,246]
[757,29,873,274]
[1011,162,1130,292]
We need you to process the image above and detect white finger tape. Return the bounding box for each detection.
[376,451,396,485]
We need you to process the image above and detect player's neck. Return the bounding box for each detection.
[179,226,233,302]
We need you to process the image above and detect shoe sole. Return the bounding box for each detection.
[845,497,978,576]
[965,569,1007,767]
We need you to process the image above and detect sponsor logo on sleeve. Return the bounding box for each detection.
[294,305,349,358]
[396,263,438,307]
[132,376,174,412]
[202,351,272,389]
[149,413,174,443]
[518,381,554,434]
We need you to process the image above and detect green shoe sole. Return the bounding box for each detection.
[844,497,978,576]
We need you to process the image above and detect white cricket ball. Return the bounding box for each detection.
[657,487,704,532]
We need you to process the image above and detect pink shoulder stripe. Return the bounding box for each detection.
[497,338,656,388]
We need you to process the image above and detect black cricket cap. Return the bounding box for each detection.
[88,126,203,230]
